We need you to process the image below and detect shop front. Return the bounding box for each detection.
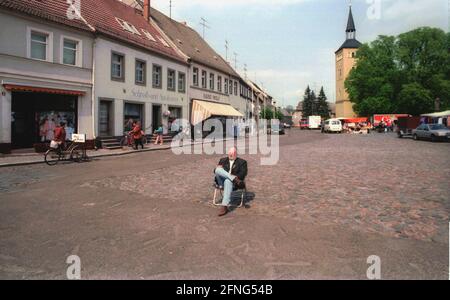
[4,84,84,151]
[190,99,244,139]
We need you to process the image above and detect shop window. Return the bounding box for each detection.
[111,52,125,81]
[124,103,143,133]
[153,64,162,88]
[135,59,146,85]
[167,69,176,91]
[178,72,186,93]
[193,67,199,86]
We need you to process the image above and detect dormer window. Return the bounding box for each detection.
[115,17,141,36]
[142,29,156,42]
[158,37,170,48]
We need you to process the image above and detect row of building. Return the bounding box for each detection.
[0,0,275,153]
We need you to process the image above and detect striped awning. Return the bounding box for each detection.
[3,84,85,96]
[191,100,244,125]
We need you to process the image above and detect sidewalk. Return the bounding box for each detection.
[0,137,241,168]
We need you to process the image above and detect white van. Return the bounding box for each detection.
[323,119,343,133]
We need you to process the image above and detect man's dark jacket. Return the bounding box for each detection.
[215,157,248,189]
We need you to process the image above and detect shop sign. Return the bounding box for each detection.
[72,133,86,143]
[131,88,180,102]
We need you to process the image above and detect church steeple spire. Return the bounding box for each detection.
[346,4,356,40]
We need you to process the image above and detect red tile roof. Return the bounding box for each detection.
[0,0,187,64]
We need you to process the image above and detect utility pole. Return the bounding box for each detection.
[199,17,210,39]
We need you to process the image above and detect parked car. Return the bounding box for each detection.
[271,123,285,135]
[283,123,292,129]
[323,119,343,133]
[412,124,450,142]
[300,119,308,130]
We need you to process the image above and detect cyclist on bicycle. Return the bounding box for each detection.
[51,122,66,152]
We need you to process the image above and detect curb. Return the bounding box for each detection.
[0,137,241,168]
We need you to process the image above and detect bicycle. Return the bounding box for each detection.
[44,142,83,166]
[120,126,151,148]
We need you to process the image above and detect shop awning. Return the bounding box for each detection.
[344,117,368,123]
[421,110,450,118]
[191,100,244,125]
[3,84,85,96]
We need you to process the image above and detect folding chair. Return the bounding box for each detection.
[212,180,247,208]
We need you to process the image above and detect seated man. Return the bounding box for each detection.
[214,147,248,217]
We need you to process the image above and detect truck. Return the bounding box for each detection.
[307,116,322,130]
[397,116,421,138]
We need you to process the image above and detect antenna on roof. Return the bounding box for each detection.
[244,64,248,80]
[169,0,173,19]
[199,17,210,39]
[233,52,238,70]
[225,40,229,63]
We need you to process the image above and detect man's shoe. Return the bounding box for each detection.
[218,206,228,217]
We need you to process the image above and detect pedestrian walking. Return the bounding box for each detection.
[154,125,164,145]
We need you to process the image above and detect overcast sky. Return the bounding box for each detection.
[151,0,449,107]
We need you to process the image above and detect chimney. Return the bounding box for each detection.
[143,0,150,22]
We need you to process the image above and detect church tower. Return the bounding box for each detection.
[335,4,361,118]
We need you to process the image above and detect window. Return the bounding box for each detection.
[234,81,238,96]
[168,69,176,91]
[152,64,162,88]
[193,67,199,86]
[229,80,233,95]
[111,52,125,81]
[178,72,186,93]
[141,29,156,42]
[217,76,222,92]
[30,31,49,61]
[209,73,215,90]
[201,70,207,88]
[62,39,77,65]
[224,79,228,94]
[116,18,141,35]
[135,59,146,85]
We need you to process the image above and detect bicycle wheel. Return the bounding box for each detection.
[45,149,60,166]
[120,136,127,147]
[70,145,82,163]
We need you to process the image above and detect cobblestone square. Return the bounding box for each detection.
[0,130,449,279]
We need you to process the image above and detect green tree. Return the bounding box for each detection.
[346,27,450,116]
[316,87,330,119]
[260,107,274,120]
[285,105,295,114]
[274,109,284,121]
[397,83,434,116]
[302,86,314,117]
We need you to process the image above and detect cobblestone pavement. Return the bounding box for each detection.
[0,130,449,279]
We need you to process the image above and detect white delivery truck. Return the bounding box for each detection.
[308,116,322,130]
